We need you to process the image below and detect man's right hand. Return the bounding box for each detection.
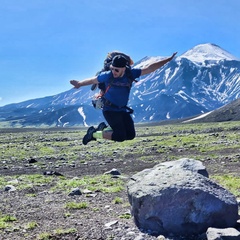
[70,76,98,89]
[70,80,80,89]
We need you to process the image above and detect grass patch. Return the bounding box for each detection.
[0,174,56,191]
[113,197,123,204]
[0,173,124,198]
[0,215,17,222]
[38,228,77,240]
[119,213,131,219]
[54,227,77,235]
[0,221,10,230]
[37,232,51,240]
[25,221,38,230]
[0,214,17,230]
[53,174,124,193]
[211,174,240,197]
[0,177,8,189]
[65,201,88,209]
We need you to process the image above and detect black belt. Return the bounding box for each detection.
[104,99,134,114]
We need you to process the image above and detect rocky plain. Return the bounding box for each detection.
[0,121,239,240]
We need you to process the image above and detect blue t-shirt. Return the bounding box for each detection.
[97,68,141,111]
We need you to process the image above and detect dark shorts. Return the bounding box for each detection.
[103,111,135,142]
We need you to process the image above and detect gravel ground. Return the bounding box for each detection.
[0,124,239,240]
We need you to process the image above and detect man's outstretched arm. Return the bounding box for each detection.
[141,52,177,76]
[70,76,99,89]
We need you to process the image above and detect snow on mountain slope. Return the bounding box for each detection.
[134,56,165,69]
[0,43,240,127]
[180,43,239,65]
[129,43,240,122]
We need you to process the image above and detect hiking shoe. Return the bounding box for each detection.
[82,126,96,145]
[96,122,108,131]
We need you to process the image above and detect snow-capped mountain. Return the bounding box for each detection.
[180,43,239,64]
[130,43,240,122]
[0,43,240,127]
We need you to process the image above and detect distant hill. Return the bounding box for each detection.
[182,98,240,124]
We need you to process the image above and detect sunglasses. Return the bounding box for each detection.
[110,67,120,73]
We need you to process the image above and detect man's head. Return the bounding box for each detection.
[112,55,127,68]
[110,55,127,78]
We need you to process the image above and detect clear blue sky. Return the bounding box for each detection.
[0,0,239,106]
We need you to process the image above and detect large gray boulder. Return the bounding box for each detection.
[127,158,238,238]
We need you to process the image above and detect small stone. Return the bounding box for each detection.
[104,220,118,228]
[68,188,82,196]
[29,158,38,164]
[104,168,121,176]
[43,171,63,176]
[4,185,16,192]
[134,234,145,240]
[126,231,135,236]
[82,189,92,194]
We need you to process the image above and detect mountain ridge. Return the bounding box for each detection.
[0,43,240,127]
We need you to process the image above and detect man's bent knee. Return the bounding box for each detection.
[127,132,135,140]
[112,132,127,142]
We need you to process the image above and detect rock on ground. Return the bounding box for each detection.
[127,158,238,238]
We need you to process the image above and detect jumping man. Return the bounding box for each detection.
[70,52,177,145]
